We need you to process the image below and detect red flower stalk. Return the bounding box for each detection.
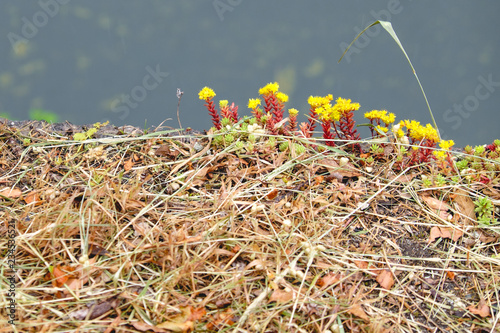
[253,108,263,122]
[265,114,277,134]
[262,94,283,124]
[338,111,360,142]
[229,102,239,123]
[299,122,313,138]
[338,111,361,152]
[406,138,437,166]
[220,105,231,121]
[288,114,298,134]
[321,121,335,147]
[308,107,318,132]
[205,99,221,130]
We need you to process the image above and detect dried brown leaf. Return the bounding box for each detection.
[468,299,491,318]
[0,187,22,198]
[157,306,195,332]
[124,158,134,171]
[269,288,295,304]
[24,191,42,205]
[132,321,168,332]
[353,260,369,270]
[348,303,369,321]
[452,188,476,223]
[428,226,463,243]
[421,195,452,211]
[317,272,342,288]
[376,269,395,290]
[206,308,236,331]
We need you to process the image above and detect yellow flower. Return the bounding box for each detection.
[308,94,333,108]
[198,87,216,100]
[433,150,447,160]
[276,92,289,103]
[381,112,396,125]
[439,139,454,150]
[423,124,439,143]
[364,110,386,120]
[288,108,299,116]
[315,104,340,122]
[248,98,261,109]
[259,82,279,95]
[433,140,454,160]
[376,125,388,133]
[365,110,395,124]
[404,121,439,143]
[219,100,228,108]
[395,128,405,138]
[333,97,360,115]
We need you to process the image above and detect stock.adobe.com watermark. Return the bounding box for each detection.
[213,0,243,22]
[339,0,408,63]
[109,64,169,121]
[442,74,500,132]
[7,0,71,52]
[5,219,17,325]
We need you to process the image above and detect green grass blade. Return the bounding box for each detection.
[339,20,441,141]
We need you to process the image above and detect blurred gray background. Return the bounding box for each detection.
[1,1,499,147]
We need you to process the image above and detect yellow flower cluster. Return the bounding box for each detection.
[288,108,299,116]
[433,140,455,160]
[198,87,216,100]
[258,82,280,95]
[364,110,396,125]
[219,100,228,108]
[400,120,439,143]
[332,97,360,115]
[247,98,261,109]
[315,104,341,122]
[276,92,289,103]
[308,94,333,108]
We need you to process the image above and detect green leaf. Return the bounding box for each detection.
[338,20,440,141]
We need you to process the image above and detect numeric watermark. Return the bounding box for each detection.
[5,219,17,325]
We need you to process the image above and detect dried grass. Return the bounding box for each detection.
[1,122,499,332]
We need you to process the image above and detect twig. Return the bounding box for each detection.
[176,88,184,130]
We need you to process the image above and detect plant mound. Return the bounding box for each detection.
[1,117,499,332]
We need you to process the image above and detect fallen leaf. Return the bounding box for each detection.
[24,191,43,205]
[468,299,491,318]
[316,158,361,178]
[428,226,464,243]
[376,269,395,290]
[421,195,452,212]
[206,308,236,331]
[188,307,206,321]
[269,288,294,304]
[157,306,195,332]
[155,144,178,158]
[124,158,134,171]
[452,188,476,224]
[266,188,279,200]
[348,303,369,321]
[353,260,369,270]
[317,272,342,288]
[0,187,22,198]
[52,265,71,287]
[132,321,168,333]
[68,297,119,320]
